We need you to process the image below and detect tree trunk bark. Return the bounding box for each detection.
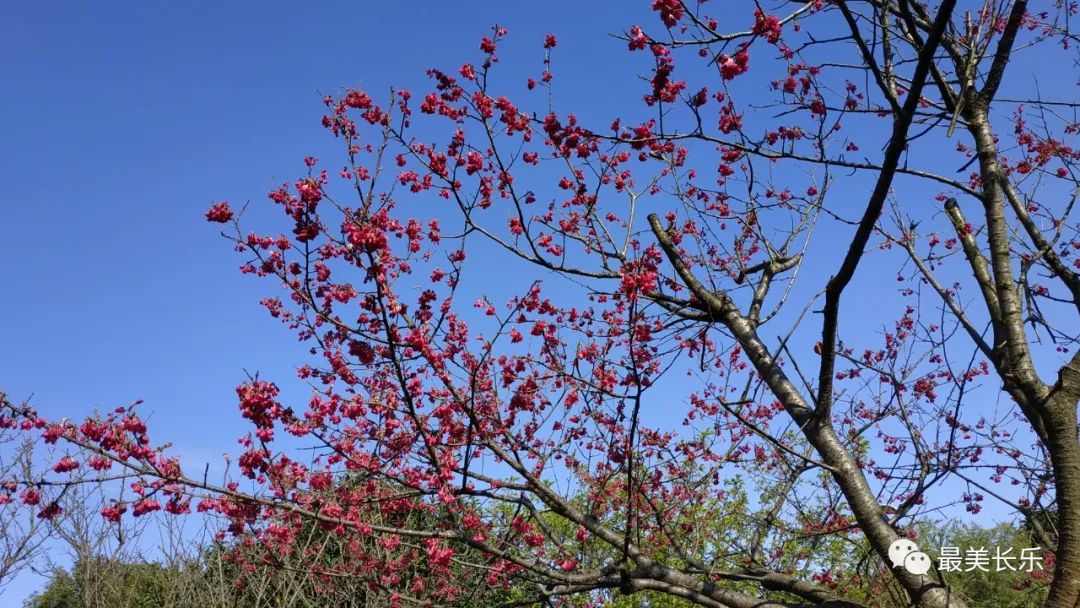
[1043,356,1080,608]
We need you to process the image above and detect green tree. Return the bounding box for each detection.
[24,558,175,608]
[927,521,1049,608]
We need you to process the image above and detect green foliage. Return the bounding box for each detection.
[22,568,76,608]
[23,558,177,608]
[817,518,1051,608]
[926,520,1049,608]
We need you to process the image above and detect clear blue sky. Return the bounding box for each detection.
[1,1,1066,602]
[1,1,666,456]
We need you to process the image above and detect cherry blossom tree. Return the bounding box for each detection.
[0,396,54,599]
[6,1,1080,607]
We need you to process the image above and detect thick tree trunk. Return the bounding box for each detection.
[1043,356,1080,608]
[964,101,1080,608]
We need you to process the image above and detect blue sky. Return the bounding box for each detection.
[2,0,1070,602]
[0,1,664,457]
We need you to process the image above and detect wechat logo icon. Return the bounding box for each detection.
[889,539,932,576]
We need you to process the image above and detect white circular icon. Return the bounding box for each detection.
[904,551,932,575]
[888,539,920,568]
